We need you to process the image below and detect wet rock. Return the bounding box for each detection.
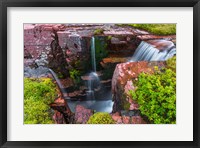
[131,116,147,124]
[24,66,50,78]
[74,105,93,124]
[146,40,175,51]
[136,34,176,46]
[122,116,131,124]
[111,112,123,124]
[53,110,66,124]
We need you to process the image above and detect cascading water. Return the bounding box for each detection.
[91,37,97,72]
[130,40,176,62]
[86,37,101,99]
[48,69,69,99]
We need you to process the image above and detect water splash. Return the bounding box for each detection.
[86,72,100,100]
[130,41,176,62]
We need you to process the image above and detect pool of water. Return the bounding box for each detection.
[67,100,114,113]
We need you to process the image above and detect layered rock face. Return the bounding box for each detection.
[24,24,175,78]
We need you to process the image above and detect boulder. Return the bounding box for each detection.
[111,112,147,124]
[74,105,93,124]
[112,61,165,113]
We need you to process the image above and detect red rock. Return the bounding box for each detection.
[104,30,134,36]
[137,34,176,41]
[122,116,130,124]
[74,105,93,124]
[146,40,175,51]
[111,112,123,124]
[53,110,66,124]
[131,116,147,124]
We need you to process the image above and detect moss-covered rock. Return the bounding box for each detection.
[87,112,115,124]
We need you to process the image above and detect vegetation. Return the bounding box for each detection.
[166,56,176,72]
[127,24,176,35]
[69,69,81,87]
[24,78,57,124]
[94,28,104,35]
[101,67,115,80]
[87,112,115,124]
[94,37,109,70]
[129,64,176,124]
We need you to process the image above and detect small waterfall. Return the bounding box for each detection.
[130,41,176,62]
[91,37,96,72]
[86,72,100,99]
[85,37,101,99]
[48,69,68,99]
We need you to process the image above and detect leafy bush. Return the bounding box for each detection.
[127,24,176,35]
[24,78,57,124]
[129,68,176,124]
[166,56,176,72]
[94,28,104,35]
[87,112,115,124]
[69,69,81,87]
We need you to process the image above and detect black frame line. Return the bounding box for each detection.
[0,0,199,148]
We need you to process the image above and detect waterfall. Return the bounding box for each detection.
[91,37,96,72]
[48,69,68,99]
[85,37,101,99]
[130,41,176,62]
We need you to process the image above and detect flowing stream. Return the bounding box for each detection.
[130,41,176,62]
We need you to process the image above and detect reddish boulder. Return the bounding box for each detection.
[74,105,93,124]
[122,116,131,124]
[146,40,175,51]
[53,110,66,124]
[111,112,123,124]
[131,116,147,124]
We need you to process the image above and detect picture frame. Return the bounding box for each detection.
[0,0,199,147]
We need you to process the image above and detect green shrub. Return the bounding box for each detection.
[129,68,176,124]
[87,112,115,124]
[127,24,176,35]
[24,78,57,124]
[69,69,81,87]
[94,28,104,35]
[166,56,176,72]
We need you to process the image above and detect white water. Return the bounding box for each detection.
[91,37,96,72]
[48,69,64,94]
[130,41,176,62]
[85,37,102,99]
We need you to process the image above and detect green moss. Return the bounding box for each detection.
[93,37,108,70]
[24,78,57,124]
[129,68,176,124]
[94,28,104,35]
[125,24,176,35]
[166,56,176,72]
[121,93,130,110]
[87,112,115,124]
[101,67,115,80]
[107,35,112,41]
[69,69,81,87]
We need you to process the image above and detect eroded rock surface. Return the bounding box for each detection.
[74,105,93,124]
